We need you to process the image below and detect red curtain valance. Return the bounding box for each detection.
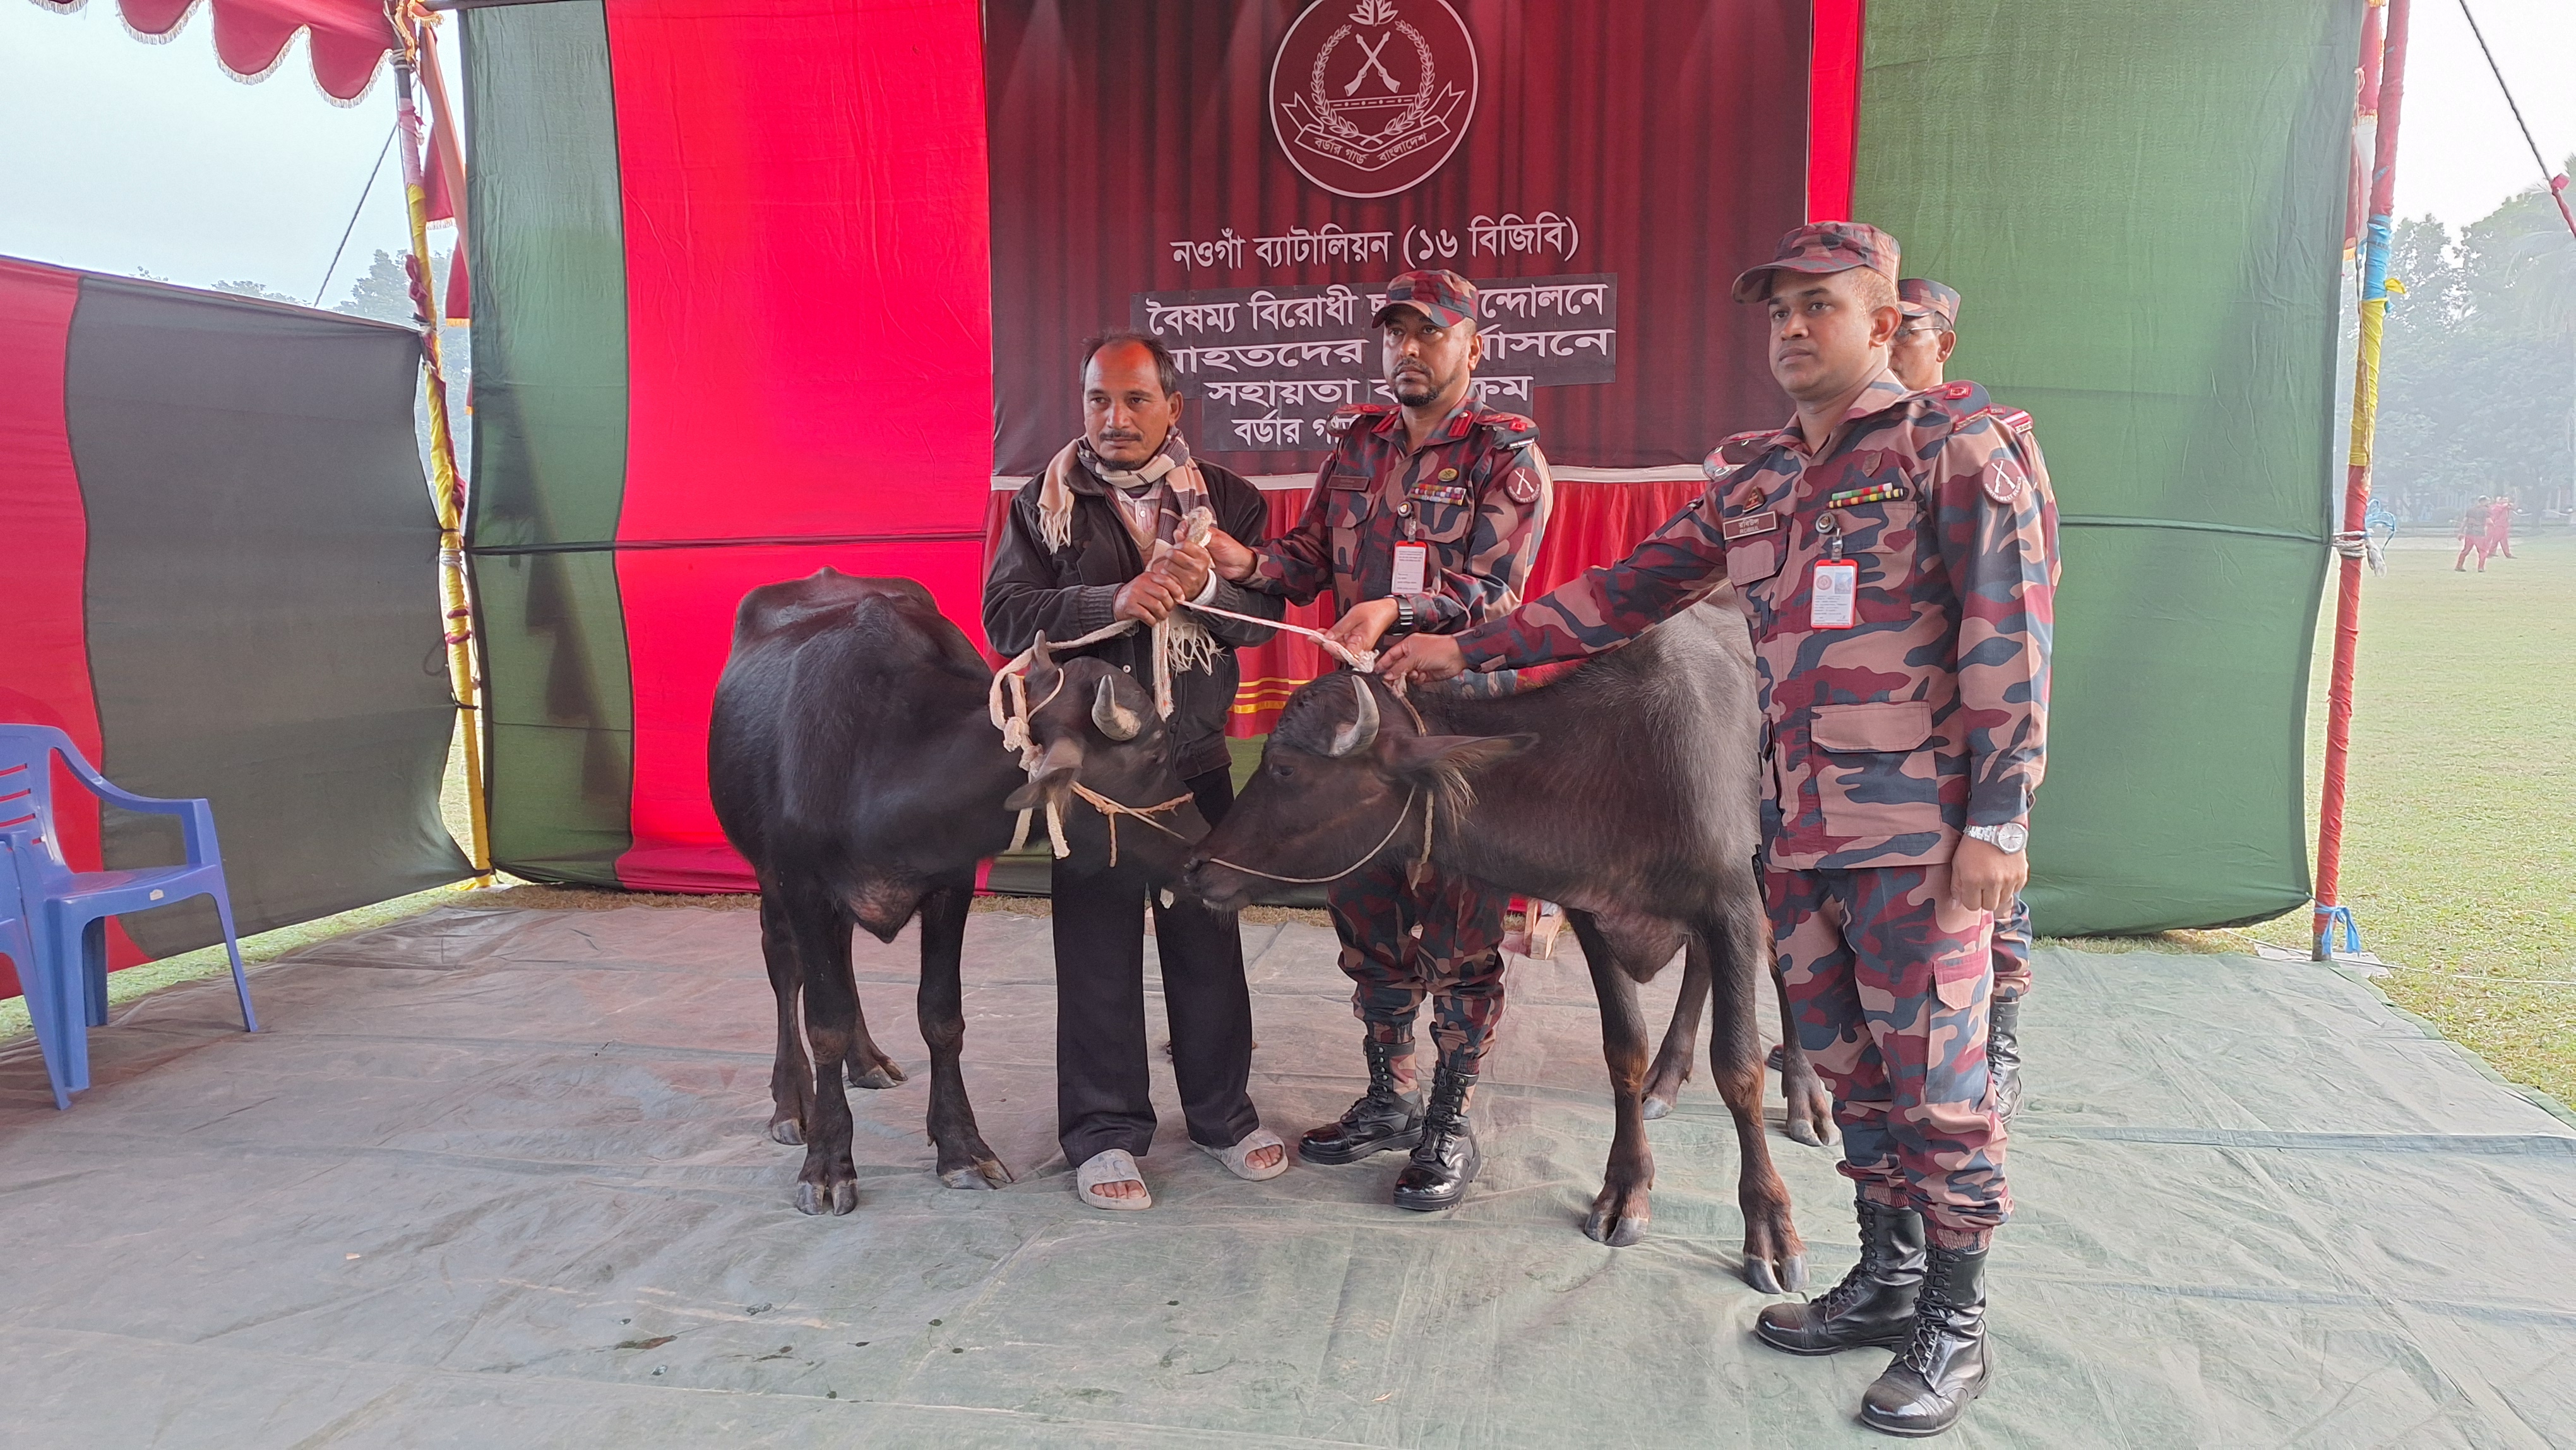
[68,0,398,102]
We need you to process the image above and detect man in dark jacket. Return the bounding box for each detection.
[984,331,1289,1209]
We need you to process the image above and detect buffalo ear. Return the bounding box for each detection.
[1005,765,1075,813]
[1005,735,1085,812]
[1383,732,1534,782]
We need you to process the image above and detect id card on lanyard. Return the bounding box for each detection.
[1391,541,1431,596]
[1810,512,1857,629]
[1811,561,1858,629]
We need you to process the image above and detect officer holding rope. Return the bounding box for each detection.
[1205,268,1552,1214]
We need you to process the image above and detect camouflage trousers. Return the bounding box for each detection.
[1994,894,2034,1004]
[1766,863,2011,1250]
[1326,858,1509,1077]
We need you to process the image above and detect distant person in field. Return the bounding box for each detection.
[2456,496,2493,572]
[2485,495,2515,560]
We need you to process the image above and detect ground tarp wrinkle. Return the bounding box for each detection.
[1,905,2570,1447]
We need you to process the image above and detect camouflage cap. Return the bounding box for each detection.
[1373,269,1478,329]
[1730,222,1901,303]
[1899,277,1962,331]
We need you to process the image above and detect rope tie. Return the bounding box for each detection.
[2317,903,2363,956]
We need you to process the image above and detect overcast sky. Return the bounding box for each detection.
[3,1,2572,303]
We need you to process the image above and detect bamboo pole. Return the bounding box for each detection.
[391,18,495,887]
[2315,0,2411,959]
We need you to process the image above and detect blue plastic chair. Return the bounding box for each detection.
[0,841,44,1101]
[0,724,256,1110]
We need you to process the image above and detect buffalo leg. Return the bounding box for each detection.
[1774,973,1838,1147]
[1569,911,1655,1248]
[1705,892,1808,1293]
[1642,942,1710,1120]
[916,884,1013,1189]
[759,890,814,1146]
[787,894,862,1215]
[826,918,907,1091]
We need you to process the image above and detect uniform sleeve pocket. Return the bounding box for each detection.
[1724,537,1784,587]
[1811,700,1933,753]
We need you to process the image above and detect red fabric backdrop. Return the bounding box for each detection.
[603,0,996,892]
[0,260,110,997]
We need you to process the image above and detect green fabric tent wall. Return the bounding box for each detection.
[1855,1,2361,933]
[462,0,2359,933]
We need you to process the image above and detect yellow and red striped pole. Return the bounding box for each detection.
[2315,0,2411,959]
[391,11,494,887]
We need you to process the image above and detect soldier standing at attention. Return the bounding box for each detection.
[1381,225,2051,1438]
[1888,276,2058,1122]
[1204,268,1550,1214]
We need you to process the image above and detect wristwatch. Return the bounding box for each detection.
[1390,597,1418,637]
[1964,823,2028,854]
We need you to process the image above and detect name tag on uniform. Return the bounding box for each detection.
[1391,542,1431,596]
[1811,560,1858,629]
[1722,510,1782,541]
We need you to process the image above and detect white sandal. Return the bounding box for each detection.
[1075,1148,1153,1210]
[1200,1127,1290,1182]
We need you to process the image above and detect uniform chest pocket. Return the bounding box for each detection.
[1409,491,1479,546]
[1839,500,1924,570]
[1326,484,1373,533]
[1724,535,1785,588]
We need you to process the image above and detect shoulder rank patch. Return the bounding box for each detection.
[1937,381,1977,401]
[1715,428,1777,467]
[1476,410,1541,449]
[1324,403,1398,435]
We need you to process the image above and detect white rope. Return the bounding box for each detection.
[985,518,1383,859]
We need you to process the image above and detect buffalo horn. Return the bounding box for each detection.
[1327,673,1379,757]
[1092,675,1143,741]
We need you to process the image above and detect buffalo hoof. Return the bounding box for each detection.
[769,1117,804,1146]
[1640,1094,1673,1122]
[1583,1209,1650,1248]
[1780,1089,1839,1147]
[938,1156,1014,1190]
[847,1061,905,1090]
[794,1178,858,1216]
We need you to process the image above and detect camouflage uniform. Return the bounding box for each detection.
[1453,361,2053,1249]
[1921,374,2058,1005]
[1246,302,1549,1077]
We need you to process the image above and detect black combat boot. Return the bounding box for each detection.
[1755,1197,1927,1355]
[1986,998,2024,1123]
[1299,1041,1424,1165]
[1390,1064,1479,1211]
[1859,1242,1991,1437]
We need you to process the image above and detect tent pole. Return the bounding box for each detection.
[391,21,495,889]
[2315,0,2411,959]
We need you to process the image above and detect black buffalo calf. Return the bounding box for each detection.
[710,570,1202,1214]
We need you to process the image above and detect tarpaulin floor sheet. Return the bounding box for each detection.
[3,906,2571,1448]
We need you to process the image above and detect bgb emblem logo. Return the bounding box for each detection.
[1269,0,1477,200]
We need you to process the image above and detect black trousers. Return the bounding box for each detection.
[1051,767,1260,1166]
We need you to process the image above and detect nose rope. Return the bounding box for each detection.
[1194,787,1433,887]
[984,518,1380,858]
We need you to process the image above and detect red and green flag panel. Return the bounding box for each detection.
[0,258,470,999]
[465,0,2359,934]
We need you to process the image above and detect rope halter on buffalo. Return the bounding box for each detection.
[986,507,1378,862]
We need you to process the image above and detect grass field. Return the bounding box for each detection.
[8,534,2570,1110]
[2231,530,2575,1107]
